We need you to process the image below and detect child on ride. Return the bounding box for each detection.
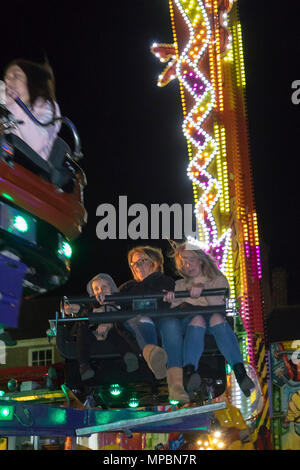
[65,273,139,381]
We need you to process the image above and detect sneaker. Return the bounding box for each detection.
[233,363,255,397]
[184,364,201,399]
[79,364,95,381]
[143,344,168,380]
[123,352,139,373]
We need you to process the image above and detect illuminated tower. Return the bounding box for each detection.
[152,0,270,438]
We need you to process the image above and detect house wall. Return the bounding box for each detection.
[2,338,62,368]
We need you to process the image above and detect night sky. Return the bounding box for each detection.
[2,0,300,329]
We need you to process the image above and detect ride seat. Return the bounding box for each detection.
[56,323,134,361]
[6,134,73,190]
[48,136,74,188]
[56,315,234,363]
[57,317,230,398]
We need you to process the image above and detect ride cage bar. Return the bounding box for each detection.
[58,288,231,324]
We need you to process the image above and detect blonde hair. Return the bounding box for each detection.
[128,245,164,281]
[169,240,221,281]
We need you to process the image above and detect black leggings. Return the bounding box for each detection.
[76,323,139,366]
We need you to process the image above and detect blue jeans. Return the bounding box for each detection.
[125,316,158,350]
[157,315,243,369]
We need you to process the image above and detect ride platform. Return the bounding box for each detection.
[0,397,226,437]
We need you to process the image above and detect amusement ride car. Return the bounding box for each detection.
[0,86,87,327]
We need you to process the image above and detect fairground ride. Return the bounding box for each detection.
[0,1,272,451]
[0,90,87,329]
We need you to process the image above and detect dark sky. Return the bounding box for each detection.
[2,0,300,326]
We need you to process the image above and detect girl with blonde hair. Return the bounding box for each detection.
[162,240,254,402]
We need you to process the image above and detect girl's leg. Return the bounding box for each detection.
[125,316,166,379]
[208,314,243,365]
[158,317,184,368]
[183,315,206,397]
[209,314,254,396]
[108,327,139,373]
[76,323,97,380]
[125,316,158,350]
[158,317,190,403]
[183,315,206,369]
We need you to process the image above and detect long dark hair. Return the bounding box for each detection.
[4,58,56,109]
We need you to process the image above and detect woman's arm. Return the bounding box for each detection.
[205,275,229,305]
[5,97,61,160]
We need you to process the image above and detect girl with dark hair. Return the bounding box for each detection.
[3,58,61,160]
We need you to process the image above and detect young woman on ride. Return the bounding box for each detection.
[3,58,61,161]
[162,240,255,402]
[65,273,139,381]
[118,245,175,381]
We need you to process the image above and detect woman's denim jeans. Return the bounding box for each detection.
[125,314,243,370]
[125,316,158,350]
[157,315,243,369]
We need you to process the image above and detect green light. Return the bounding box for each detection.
[0,405,14,421]
[58,241,72,259]
[1,192,14,202]
[169,399,179,405]
[0,391,5,397]
[50,408,67,425]
[13,215,28,233]
[109,384,122,396]
[128,398,139,408]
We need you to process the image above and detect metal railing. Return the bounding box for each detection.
[56,288,236,326]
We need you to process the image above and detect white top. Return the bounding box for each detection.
[6,97,61,161]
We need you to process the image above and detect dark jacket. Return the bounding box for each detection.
[119,272,175,310]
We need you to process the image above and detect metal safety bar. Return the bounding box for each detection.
[56,304,227,325]
[63,288,229,305]
[14,98,83,160]
[57,288,232,324]
[60,288,229,319]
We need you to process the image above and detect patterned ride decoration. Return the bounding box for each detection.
[271,340,300,450]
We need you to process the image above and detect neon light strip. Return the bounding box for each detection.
[212,0,224,112]
[173,0,231,272]
[252,211,262,279]
[220,127,230,213]
[214,123,230,214]
[169,0,203,239]
[232,21,246,88]
[237,23,246,87]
